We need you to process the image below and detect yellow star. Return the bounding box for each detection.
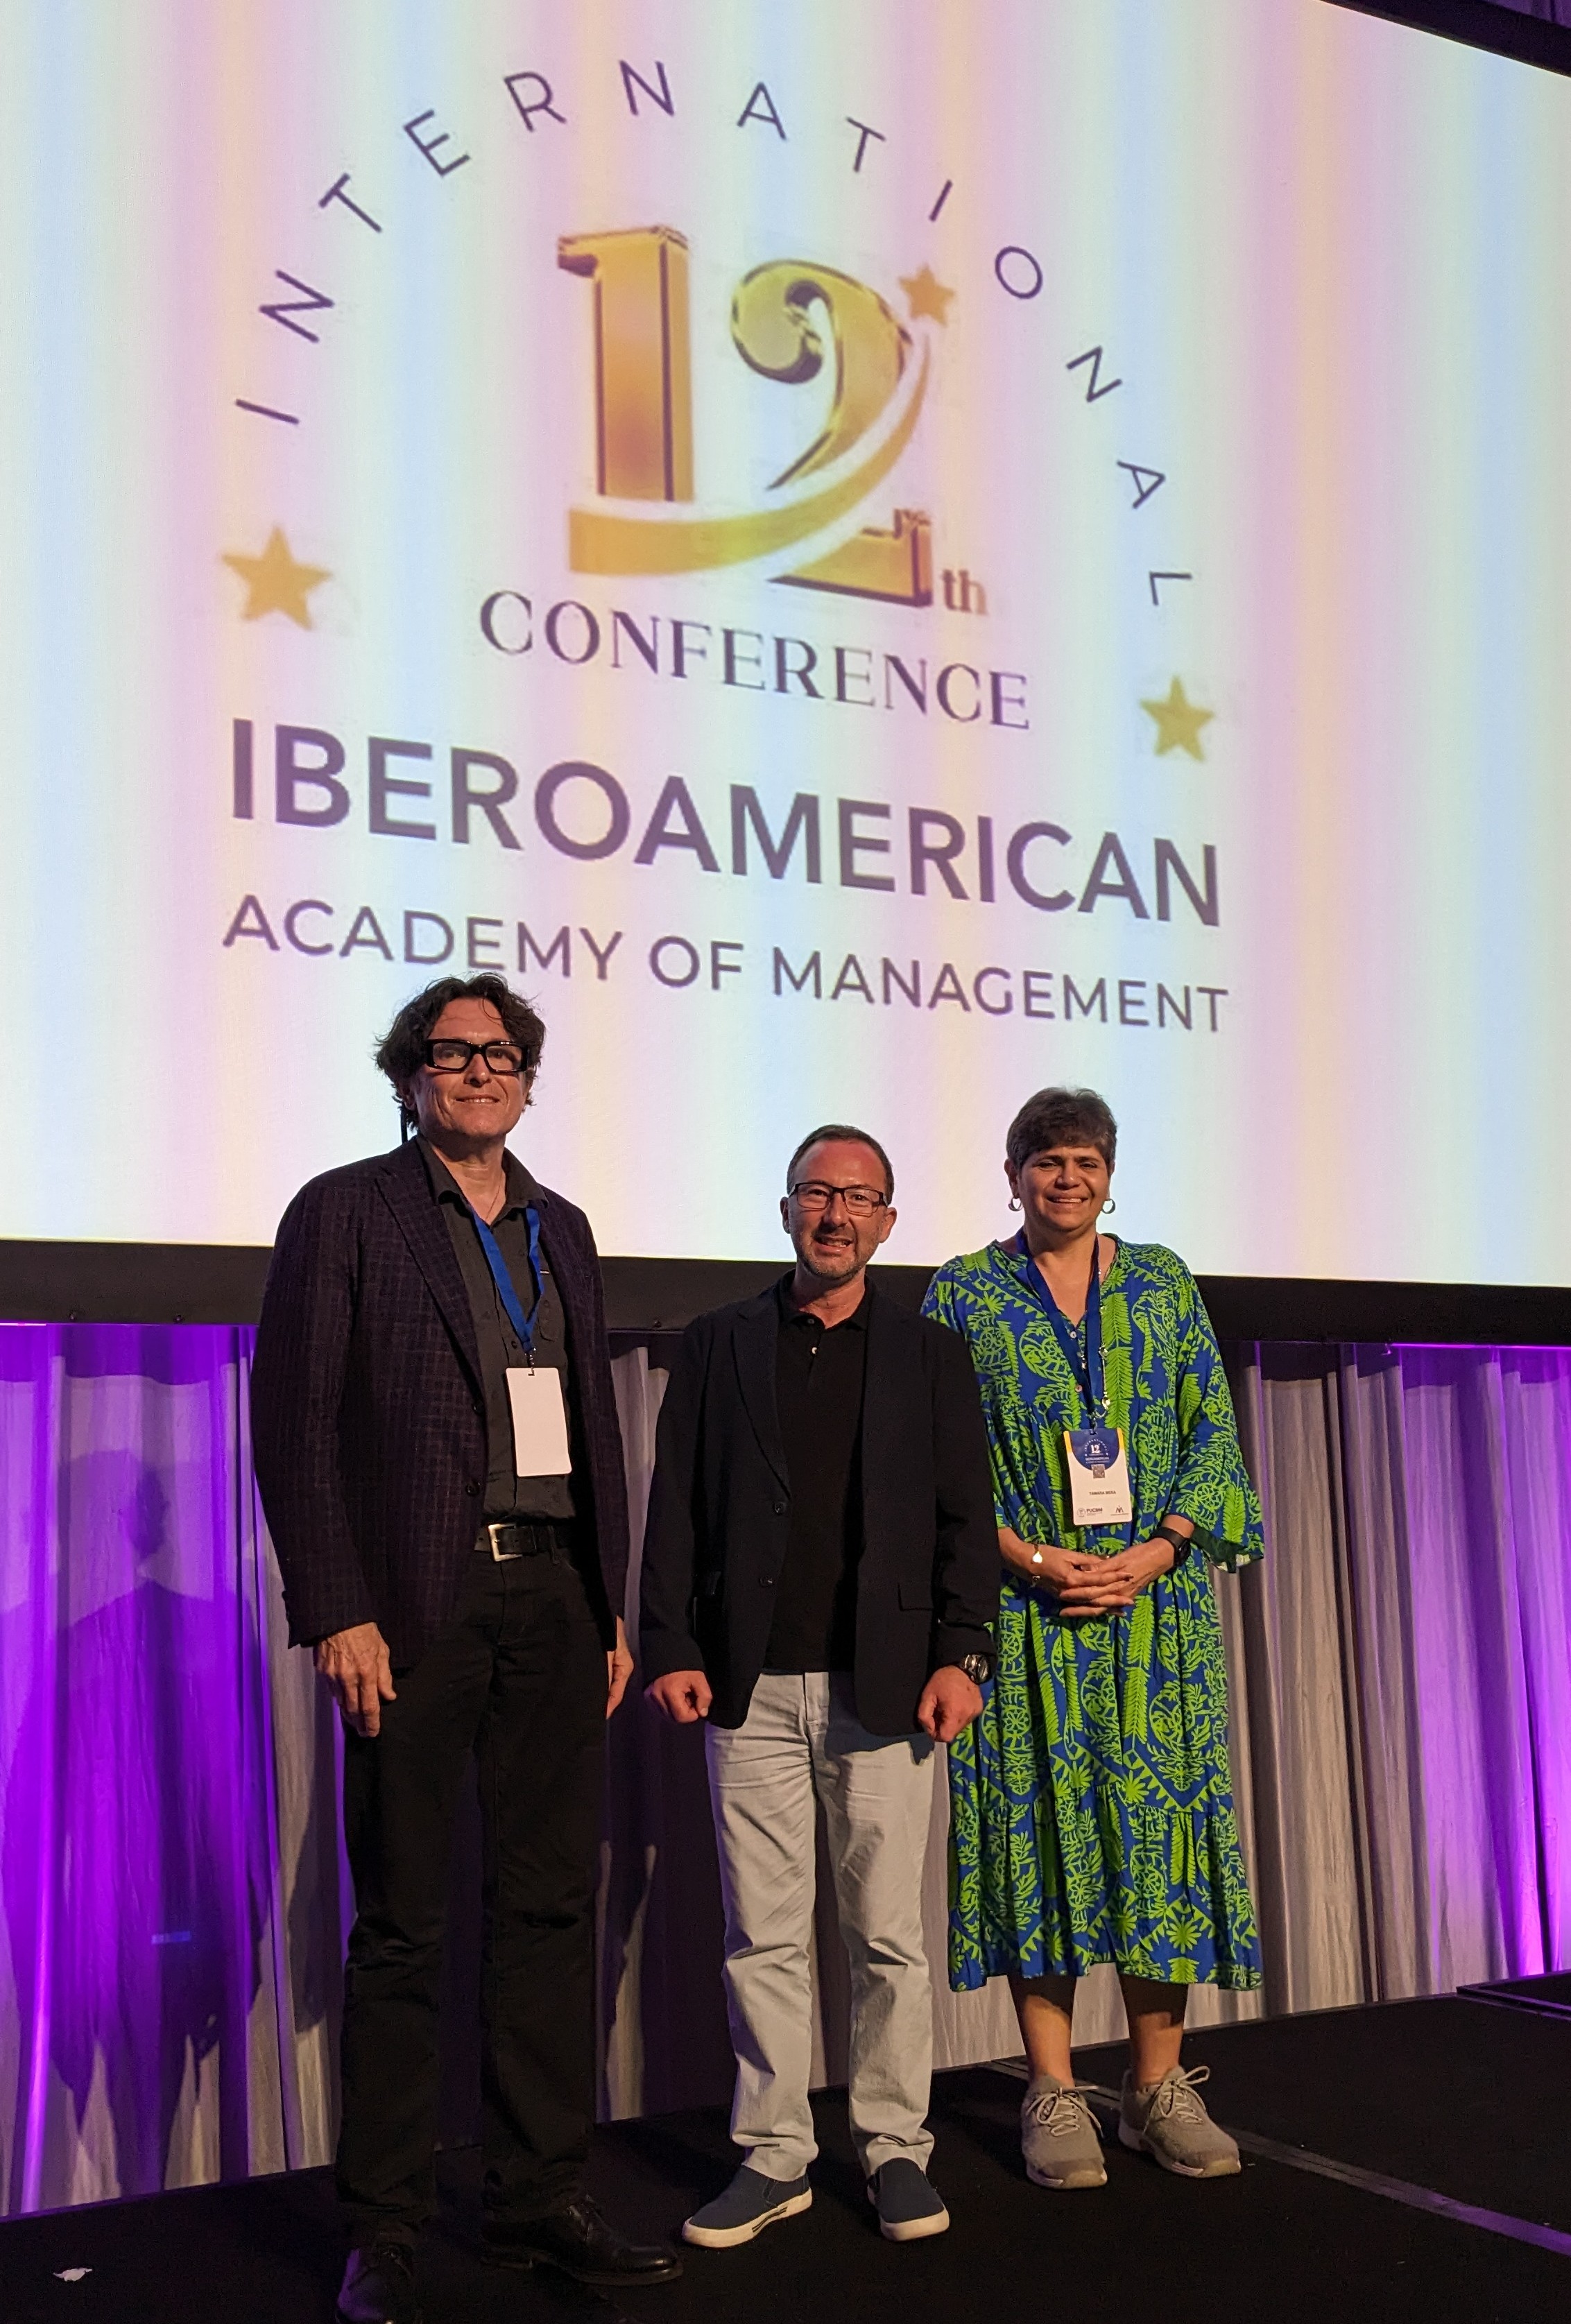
[899,264,954,325]
[1141,677,1214,761]
[222,526,331,628]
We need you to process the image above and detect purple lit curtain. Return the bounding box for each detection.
[2,1327,1570,2215]
[1225,1342,1571,2013]
[0,1326,346,2215]
[1486,0,1571,24]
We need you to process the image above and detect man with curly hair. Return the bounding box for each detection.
[252,975,680,2322]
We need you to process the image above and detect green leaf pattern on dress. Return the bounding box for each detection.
[924,1237,1264,1994]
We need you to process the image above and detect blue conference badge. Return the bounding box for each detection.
[1068,1427,1119,1476]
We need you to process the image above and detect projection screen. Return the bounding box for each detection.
[0,0,1565,1281]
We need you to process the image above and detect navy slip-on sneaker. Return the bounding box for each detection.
[867,2158,950,2242]
[683,2167,812,2248]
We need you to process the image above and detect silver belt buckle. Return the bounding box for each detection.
[487,1522,524,1562]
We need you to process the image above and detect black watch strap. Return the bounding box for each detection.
[1152,1522,1191,1565]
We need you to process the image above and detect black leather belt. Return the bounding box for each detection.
[477,1519,572,1560]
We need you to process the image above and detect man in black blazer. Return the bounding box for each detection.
[252,974,679,2323]
[641,1125,998,2252]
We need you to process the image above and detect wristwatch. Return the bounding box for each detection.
[958,1651,994,1686]
[1152,1523,1191,1565]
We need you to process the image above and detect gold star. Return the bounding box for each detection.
[899,264,954,325]
[1141,677,1214,761]
[223,526,331,628]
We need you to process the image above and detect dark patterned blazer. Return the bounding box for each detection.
[251,1139,628,1666]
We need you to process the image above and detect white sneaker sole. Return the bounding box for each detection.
[1025,2156,1108,2189]
[868,2191,950,2241]
[1118,2121,1241,2178]
[683,2187,812,2248]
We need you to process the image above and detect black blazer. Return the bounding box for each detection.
[250,1139,629,1667]
[640,1281,999,1735]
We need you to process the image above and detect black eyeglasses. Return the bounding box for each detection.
[787,1181,889,1216]
[422,1040,525,1076]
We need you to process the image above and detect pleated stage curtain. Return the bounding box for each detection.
[1226,1342,1571,2012]
[1,1324,1568,2214]
[1488,1,1571,26]
[0,1326,345,2214]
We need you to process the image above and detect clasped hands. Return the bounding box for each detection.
[997,1524,1176,1615]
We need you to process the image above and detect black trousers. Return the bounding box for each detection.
[336,1541,606,2242]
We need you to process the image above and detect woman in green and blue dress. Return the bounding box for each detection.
[923,1085,1263,2189]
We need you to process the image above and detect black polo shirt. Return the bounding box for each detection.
[768,1275,870,1672]
[420,1140,577,1524]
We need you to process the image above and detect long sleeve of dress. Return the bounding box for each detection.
[922,1265,1013,1529]
[1162,1264,1264,1569]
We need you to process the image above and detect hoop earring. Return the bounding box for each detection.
[1101,1197,1116,1214]
[1007,1196,1022,1212]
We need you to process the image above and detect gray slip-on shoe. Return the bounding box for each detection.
[683,2167,812,2248]
[867,2158,950,2241]
[1119,2064,1241,2177]
[1020,2074,1108,2189]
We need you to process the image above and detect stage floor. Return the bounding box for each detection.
[3,1995,1568,2324]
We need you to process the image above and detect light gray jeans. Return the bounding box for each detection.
[704,1669,937,2180]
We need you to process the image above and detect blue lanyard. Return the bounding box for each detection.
[1014,1230,1107,1424]
[469,1203,544,1361]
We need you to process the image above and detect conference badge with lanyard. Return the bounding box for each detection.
[1020,1231,1133,1530]
[468,1204,572,1477]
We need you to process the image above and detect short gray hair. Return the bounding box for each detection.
[1005,1087,1117,1171]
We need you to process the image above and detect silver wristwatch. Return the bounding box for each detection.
[958,1651,993,1686]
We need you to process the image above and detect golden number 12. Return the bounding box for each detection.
[557,226,694,502]
[558,223,931,603]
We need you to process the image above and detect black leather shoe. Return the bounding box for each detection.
[486,2193,683,2286]
[336,2241,422,2324]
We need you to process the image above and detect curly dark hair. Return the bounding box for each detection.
[1005,1086,1117,1171]
[375,976,547,1134]
[786,1122,895,1200]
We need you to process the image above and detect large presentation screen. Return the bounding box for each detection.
[1,0,1565,1280]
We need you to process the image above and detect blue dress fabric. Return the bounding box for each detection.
[923,1236,1265,1994]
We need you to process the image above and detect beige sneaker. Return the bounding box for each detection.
[1020,2074,1108,2189]
[1119,2065,1241,2178]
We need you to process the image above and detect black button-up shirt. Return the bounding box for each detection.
[420,1140,576,1524]
[768,1275,869,1672]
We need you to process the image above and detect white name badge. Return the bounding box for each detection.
[1064,1425,1133,1526]
[506,1365,572,1476]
